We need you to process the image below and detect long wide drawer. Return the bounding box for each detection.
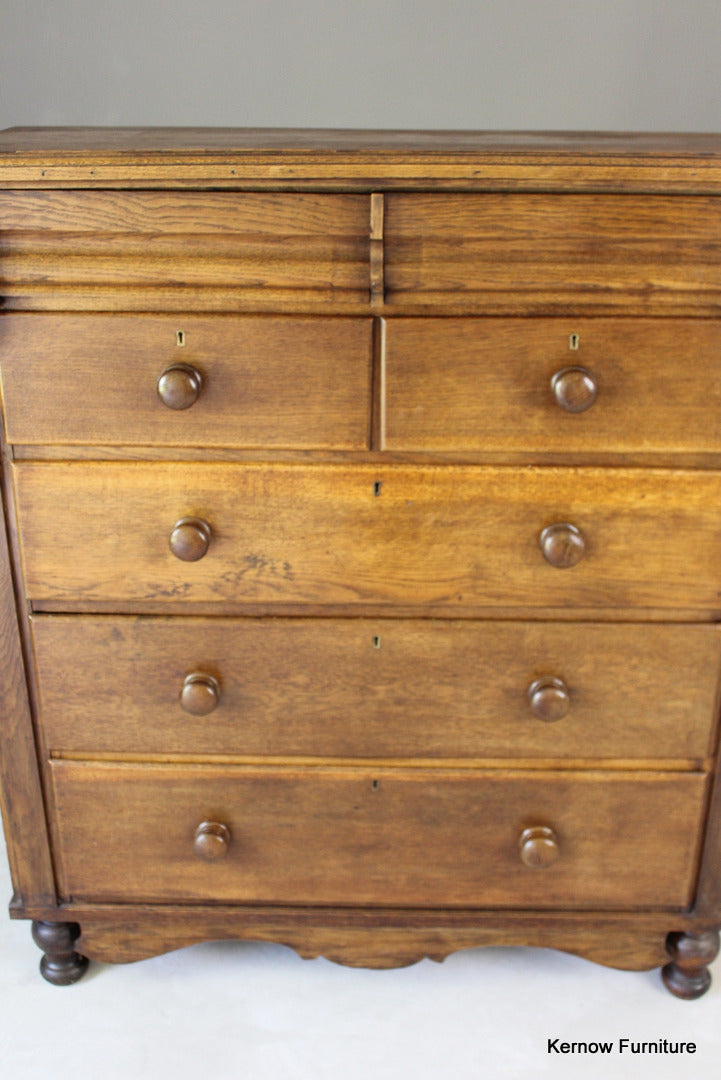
[0,314,372,449]
[13,462,721,609]
[50,761,707,908]
[384,318,721,456]
[33,615,721,760]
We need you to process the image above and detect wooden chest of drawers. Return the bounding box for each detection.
[1,128,721,997]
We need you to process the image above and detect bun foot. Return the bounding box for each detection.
[31,921,89,985]
[662,930,720,1000]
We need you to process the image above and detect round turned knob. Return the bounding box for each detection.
[519,825,560,869]
[551,366,597,413]
[527,676,570,722]
[180,672,220,715]
[156,363,203,410]
[169,517,211,562]
[193,821,231,860]
[539,522,586,569]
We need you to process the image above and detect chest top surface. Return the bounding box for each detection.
[2,127,721,190]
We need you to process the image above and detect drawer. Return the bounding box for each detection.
[14,462,721,610]
[0,191,370,311]
[384,318,721,456]
[50,761,706,908]
[0,314,372,449]
[33,615,721,760]
[384,193,721,314]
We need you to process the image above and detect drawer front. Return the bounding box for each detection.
[33,615,721,760]
[0,314,372,449]
[384,193,721,314]
[51,761,706,907]
[384,318,721,456]
[14,462,721,609]
[0,191,370,311]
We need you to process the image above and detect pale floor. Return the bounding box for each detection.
[0,832,719,1080]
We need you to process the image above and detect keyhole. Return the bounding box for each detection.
[176,330,185,346]
[569,333,579,350]
[372,635,381,648]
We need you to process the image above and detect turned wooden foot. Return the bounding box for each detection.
[31,921,89,986]
[661,930,720,1000]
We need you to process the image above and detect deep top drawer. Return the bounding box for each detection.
[384,194,721,314]
[0,191,371,311]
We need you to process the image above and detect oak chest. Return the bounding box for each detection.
[1,128,720,996]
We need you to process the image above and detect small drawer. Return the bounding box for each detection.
[33,615,721,760]
[13,462,721,610]
[0,314,372,449]
[384,318,721,457]
[384,193,721,314]
[50,761,706,908]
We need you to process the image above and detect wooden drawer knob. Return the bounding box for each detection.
[527,676,570,722]
[551,366,597,413]
[169,517,211,561]
[193,821,231,860]
[180,673,220,715]
[157,363,203,410]
[539,522,585,568]
[519,825,560,868]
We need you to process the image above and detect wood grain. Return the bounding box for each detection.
[0,314,372,449]
[0,191,370,311]
[13,461,721,610]
[2,129,721,193]
[370,192,384,308]
[18,444,721,470]
[0,468,56,905]
[3,129,721,154]
[72,908,677,971]
[50,760,706,908]
[28,600,721,622]
[384,318,721,456]
[68,905,694,970]
[31,615,721,760]
[695,746,721,916]
[385,194,721,314]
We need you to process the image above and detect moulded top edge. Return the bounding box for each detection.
[2,129,721,191]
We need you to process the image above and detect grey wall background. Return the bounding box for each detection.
[1,0,720,131]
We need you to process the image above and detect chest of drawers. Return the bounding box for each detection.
[1,128,721,997]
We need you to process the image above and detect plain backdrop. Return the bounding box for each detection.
[1,0,721,131]
[1,2,720,1078]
